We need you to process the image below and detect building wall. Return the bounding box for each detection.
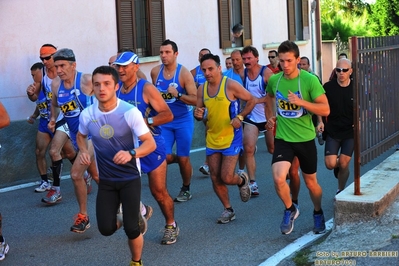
[0,0,316,186]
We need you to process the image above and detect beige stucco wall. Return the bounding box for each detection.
[0,0,315,121]
[321,40,337,84]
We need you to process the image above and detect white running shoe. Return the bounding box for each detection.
[35,180,51,193]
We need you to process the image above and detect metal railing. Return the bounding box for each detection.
[350,36,399,195]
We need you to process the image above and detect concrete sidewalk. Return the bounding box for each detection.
[277,150,399,266]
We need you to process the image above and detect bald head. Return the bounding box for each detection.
[108,55,117,66]
[336,58,351,69]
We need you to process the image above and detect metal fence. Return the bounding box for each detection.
[350,36,399,194]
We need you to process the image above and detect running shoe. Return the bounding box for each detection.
[249,181,259,196]
[116,203,123,229]
[313,213,326,234]
[41,187,62,205]
[238,172,251,202]
[280,204,300,235]
[143,204,153,220]
[161,224,179,245]
[199,164,210,175]
[217,209,236,224]
[84,171,93,194]
[129,260,143,266]
[35,180,51,193]
[70,213,90,233]
[0,239,9,261]
[138,202,148,235]
[174,189,192,202]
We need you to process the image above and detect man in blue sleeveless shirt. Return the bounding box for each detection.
[50,48,99,233]
[114,51,180,245]
[150,40,197,202]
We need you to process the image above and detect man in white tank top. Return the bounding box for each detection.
[241,46,274,196]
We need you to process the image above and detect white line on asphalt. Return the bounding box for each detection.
[259,218,334,266]
[0,175,71,193]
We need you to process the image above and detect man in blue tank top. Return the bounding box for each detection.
[78,66,156,266]
[50,48,98,233]
[27,44,77,195]
[114,51,180,245]
[150,40,197,202]
[190,48,211,88]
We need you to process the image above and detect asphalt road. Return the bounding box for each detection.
[0,137,395,266]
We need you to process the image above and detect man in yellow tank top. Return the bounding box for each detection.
[194,54,256,224]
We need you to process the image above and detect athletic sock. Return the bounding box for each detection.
[314,209,323,215]
[51,159,63,187]
[181,184,190,192]
[40,174,48,182]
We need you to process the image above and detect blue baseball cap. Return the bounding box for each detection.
[113,52,139,65]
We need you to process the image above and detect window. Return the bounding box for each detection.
[116,0,165,57]
[287,0,310,41]
[218,0,252,49]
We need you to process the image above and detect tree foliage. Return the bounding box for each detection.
[369,0,399,36]
[321,0,373,40]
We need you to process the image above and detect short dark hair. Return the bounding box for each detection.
[161,39,178,53]
[278,41,300,58]
[200,53,221,67]
[242,46,259,57]
[232,23,244,34]
[92,66,119,85]
[269,50,278,57]
[41,43,57,49]
[300,56,310,64]
[31,62,44,71]
[339,53,348,58]
[200,48,211,54]
[226,57,231,60]
[231,49,242,56]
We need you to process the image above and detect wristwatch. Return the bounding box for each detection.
[177,92,182,99]
[129,149,136,158]
[147,117,154,125]
[236,115,244,122]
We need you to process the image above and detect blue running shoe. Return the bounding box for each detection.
[280,204,299,234]
[313,213,326,234]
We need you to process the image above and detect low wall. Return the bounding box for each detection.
[0,119,206,188]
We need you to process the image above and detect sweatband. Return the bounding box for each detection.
[40,46,57,56]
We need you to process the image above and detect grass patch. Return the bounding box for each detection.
[291,231,332,266]
[292,248,313,266]
[392,234,399,239]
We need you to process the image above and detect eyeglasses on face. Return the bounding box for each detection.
[268,56,276,59]
[335,68,350,73]
[40,54,54,61]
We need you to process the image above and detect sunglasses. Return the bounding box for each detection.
[40,54,54,61]
[335,68,350,73]
[268,56,276,59]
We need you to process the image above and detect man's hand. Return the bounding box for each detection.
[288,90,303,106]
[113,150,133,165]
[79,152,91,166]
[194,107,205,121]
[48,120,56,132]
[266,116,276,130]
